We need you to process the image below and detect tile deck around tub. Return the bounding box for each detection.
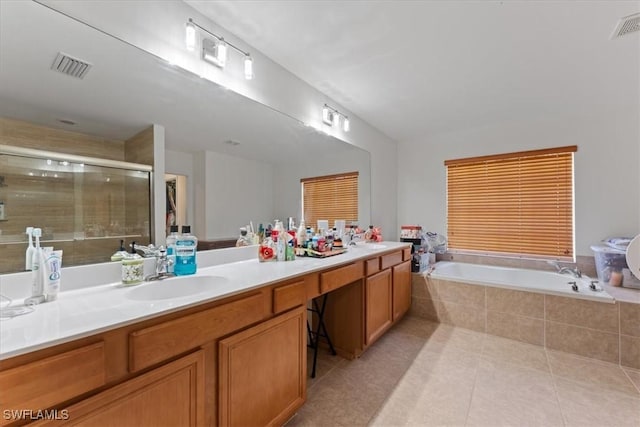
[287,316,640,427]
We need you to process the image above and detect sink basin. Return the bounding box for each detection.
[124,275,228,301]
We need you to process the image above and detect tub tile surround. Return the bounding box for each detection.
[486,311,545,346]
[437,252,640,304]
[289,316,640,427]
[412,274,640,369]
[546,321,620,364]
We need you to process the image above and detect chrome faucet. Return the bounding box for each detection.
[144,246,175,281]
[547,261,582,278]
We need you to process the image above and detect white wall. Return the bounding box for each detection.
[193,151,273,239]
[397,111,640,256]
[39,0,399,240]
[272,148,372,229]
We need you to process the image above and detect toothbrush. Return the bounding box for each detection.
[25,227,34,270]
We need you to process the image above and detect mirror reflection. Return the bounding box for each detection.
[0,1,371,274]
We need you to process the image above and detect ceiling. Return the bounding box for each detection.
[0,1,361,164]
[186,0,640,142]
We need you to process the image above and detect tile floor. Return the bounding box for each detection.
[287,316,640,427]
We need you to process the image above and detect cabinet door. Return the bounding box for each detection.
[393,260,412,321]
[219,307,306,427]
[365,269,393,346]
[39,351,205,427]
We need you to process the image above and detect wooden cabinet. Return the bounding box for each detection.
[320,261,364,293]
[0,342,105,426]
[393,260,412,321]
[219,307,306,427]
[129,292,265,372]
[365,269,393,346]
[38,351,205,427]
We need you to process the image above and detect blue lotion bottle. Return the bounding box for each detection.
[174,225,197,275]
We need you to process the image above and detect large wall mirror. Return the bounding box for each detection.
[0,1,371,274]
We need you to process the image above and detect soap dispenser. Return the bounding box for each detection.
[110,239,128,262]
[121,241,144,285]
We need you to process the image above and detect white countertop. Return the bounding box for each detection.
[0,242,409,360]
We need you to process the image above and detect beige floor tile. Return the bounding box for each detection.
[390,315,440,339]
[548,350,640,397]
[554,377,640,427]
[481,334,549,372]
[307,346,343,387]
[421,322,486,354]
[412,345,481,382]
[296,317,640,427]
[466,359,563,426]
[372,373,474,426]
[624,368,640,393]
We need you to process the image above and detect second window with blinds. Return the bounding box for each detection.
[445,146,576,260]
[301,172,359,228]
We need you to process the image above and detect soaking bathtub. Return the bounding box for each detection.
[428,261,615,303]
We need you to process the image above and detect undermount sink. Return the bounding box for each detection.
[124,275,228,301]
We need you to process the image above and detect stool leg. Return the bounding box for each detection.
[308,294,337,378]
[315,295,337,356]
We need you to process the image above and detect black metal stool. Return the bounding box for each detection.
[307,293,337,378]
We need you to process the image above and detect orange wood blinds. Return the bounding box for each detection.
[445,146,577,259]
[301,172,359,228]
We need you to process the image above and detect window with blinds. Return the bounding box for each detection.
[445,146,576,260]
[301,172,358,228]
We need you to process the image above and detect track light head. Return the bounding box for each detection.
[185,20,196,51]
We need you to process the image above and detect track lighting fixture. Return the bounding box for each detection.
[322,104,350,132]
[244,54,253,80]
[203,38,227,67]
[185,20,196,51]
[185,18,254,79]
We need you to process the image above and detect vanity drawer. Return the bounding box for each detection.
[0,342,105,419]
[366,257,381,276]
[273,280,306,314]
[320,261,364,293]
[129,293,264,372]
[403,247,412,261]
[381,251,403,270]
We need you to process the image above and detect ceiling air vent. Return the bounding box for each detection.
[51,52,92,79]
[611,12,640,39]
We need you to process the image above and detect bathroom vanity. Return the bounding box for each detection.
[0,242,411,426]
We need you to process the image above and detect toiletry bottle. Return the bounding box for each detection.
[165,225,179,274]
[296,221,307,249]
[259,230,276,262]
[274,220,286,261]
[44,250,63,302]
[25,228,45,304]
[175,225,197,275]
[286,230,296,261]
[122,241,144,285]
[364,225,374,241]
[25,227,34,270]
